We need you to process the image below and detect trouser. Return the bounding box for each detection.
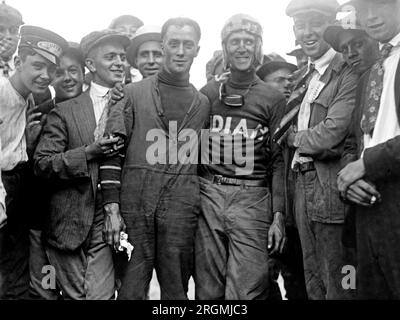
[195,177,272,300]
[45,205,115,300]
[29,229,59,300]
[295,170,355,300]
[117,189,199,300]
[0,166,30,299]
[269,226,308,300]
[356,191,400,299]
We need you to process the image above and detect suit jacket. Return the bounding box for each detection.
[34,91,99,251]
[288,53,358,223]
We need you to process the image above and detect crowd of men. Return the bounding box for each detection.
[1,0,400,300]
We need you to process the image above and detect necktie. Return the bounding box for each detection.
[360,43,393,135]
[93,91,111,141]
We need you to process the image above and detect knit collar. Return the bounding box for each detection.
[158,68,190,87]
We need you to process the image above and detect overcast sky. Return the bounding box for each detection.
[8,0,348,88]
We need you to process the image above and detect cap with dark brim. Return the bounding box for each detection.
[80,30,131,58]
[18,25,68,65]
[323,25,367,52]
[256,61,298,80]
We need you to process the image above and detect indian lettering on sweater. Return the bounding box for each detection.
[145,116,268,174]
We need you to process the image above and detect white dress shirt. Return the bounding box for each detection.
[0,77,32,171]
[292,48,336,169]
[362,32,400,155]
[89,81,110,125]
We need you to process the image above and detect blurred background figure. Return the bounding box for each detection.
[257,60,297,100]
[126,25,163,79]
[109,15,144,84]
[0,0,23,78]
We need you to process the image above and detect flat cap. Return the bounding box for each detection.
[18,25,68,65]
[126,25,162,67]
[286,0,339,17]
[109,15,144,29]
[80,29,130,58]
[256,61,298,80]
[0,1,23,25]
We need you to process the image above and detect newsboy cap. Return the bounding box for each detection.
[286,0,340,17]
[256,61,297,80]
[0,1,23,26]
[126,25,162,67]
[18,25,68,65]
[80,29,131,58]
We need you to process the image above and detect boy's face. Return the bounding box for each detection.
[52,54,84,101]
[16,53,56,95]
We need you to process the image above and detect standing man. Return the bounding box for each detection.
[99,17,210,300]
[0,25,68,299]
[257,60,308,300]
[195,14,286,300]
[29,43,86,300]
[337,0,400,299]
[324,18,379,75]
[0,1,23,78]
[34,30,129,300]
[284,0,358,299]
[126,25,163,79]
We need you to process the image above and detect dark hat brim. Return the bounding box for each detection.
[323,25,367,52]
[256,61,298,80]
[126,32,162,67]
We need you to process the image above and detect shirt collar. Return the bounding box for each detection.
[308,48,336,76]
[90,81,110,98]
[379,32,400,51]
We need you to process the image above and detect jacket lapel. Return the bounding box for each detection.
[71,91,96,146]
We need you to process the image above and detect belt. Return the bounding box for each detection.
[294,161,315,173]
[201,172,268,187]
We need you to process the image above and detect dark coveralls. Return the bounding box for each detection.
[100,76,210,300]
[195,77,286,300]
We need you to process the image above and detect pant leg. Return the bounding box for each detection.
[156,178,200,300]
[314,222,355,300]
[29,229,59,300]
[116,211,155,300]
[194,177,228,300]
[85,209,115,300]
[295,170,355,300]
[46,208,115,300]
[279,226,308,300]
[0,171,30,300]
[225,185,271,300]
[356,191,400,300]
[294,171,325,299]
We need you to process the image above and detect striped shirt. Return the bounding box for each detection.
[89,81,110,125]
